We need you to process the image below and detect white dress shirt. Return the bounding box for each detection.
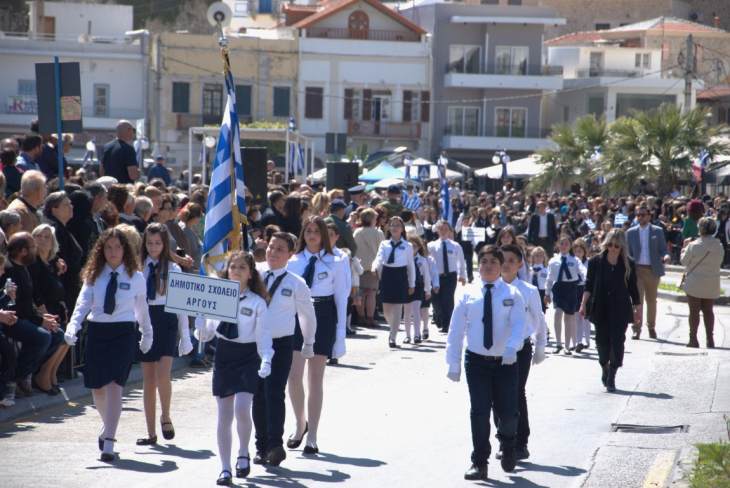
[143,257,191,348]
[200,289,273,362]
[372,238,416,288]
[332,246,353,291]
[545,253,585,298]
[427,255,440,289]
[288,249,349,357]
[67,264,153,340]
[538,213,548,238]
[259,264,317,343]
[414,254,432,294]
[509,278,548,348]
[427,238,467,280]
[446,278,526,369]
[530,264,548,290]
[637,224,651,265]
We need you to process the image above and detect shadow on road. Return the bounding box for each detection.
[301,451,386,467]
[252,467,351,486]
[328,363,371,371]
[137,443,216,460]
[611,390,673,399]
[515,462,586,477]
[86,458,178,473]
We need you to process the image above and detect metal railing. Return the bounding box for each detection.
[306,27,421,42]
[348,120,421,138]
[444,125,551,138]
[446,63,564,76]
[0,30,135,45]
[575,68,656,78]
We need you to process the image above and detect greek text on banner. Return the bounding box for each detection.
[164,271,240,322]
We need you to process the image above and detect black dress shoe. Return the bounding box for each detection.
[216,470,232,486]
[161,420,175,440]
[464,463,488,480]
[515,446,530,460]
[303,444,319,455]
[631,330,641,340]
[100,452,116,462]
[253,451,268,465]
[286,422,308,449]
[648,328,657,339]
[422,330,429,340]
[389,340,397,349]
[235,456,250,478]
[403,337,411,344]
[574,343,585,353]
[136,435,158,446]
[500,450,516,472]
[327,358,338,365]
[98,437,104,451]
[266,446,286,466]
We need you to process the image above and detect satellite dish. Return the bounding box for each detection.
[207,2,232,28]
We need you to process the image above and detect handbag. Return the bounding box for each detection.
[585,256,602,319]
[679,250,710,291]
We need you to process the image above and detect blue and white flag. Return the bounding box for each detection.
[201,69,246,274]
[403,191,421,210]
[289,142,305,175]
[438,155,450,220]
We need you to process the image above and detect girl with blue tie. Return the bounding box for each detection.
[195,251,272,485]
[136,223,193,446]
[572,238,591,352]
[373,216,415,348]
[545,234,585,355]
[286,216,348,455]
[64,228,153,462]
[405,235,431,344]
[529,247,548,313]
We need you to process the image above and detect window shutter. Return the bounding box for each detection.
[403,90,412,122]
[236,85,252,116]
[172,82,190,113]
[344,88,353,120]
[362,89,372,121]
[305,87,323,119]
[420,91,430,122]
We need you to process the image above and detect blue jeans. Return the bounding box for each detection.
[465,350,519,466]
[3,320,52,379]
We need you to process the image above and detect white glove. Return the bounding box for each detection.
[258,361,271,379]
[64,331,77,346]
[331,337,346,359]
[502,347,517,366]
[139,334,153,355]
[301,343,315,359]
[193,326,215,343]
[447,364,461,382]
[532,345,546,365]
[178,337,193,356]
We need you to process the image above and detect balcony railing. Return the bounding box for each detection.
[575,68,654,78]
[306,27,420,42]
[348,120,421,138]
[444,125,551,139]
[446,63,564,76]
[2,95,142,119]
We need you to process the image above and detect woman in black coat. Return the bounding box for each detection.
[43,192,83,313]
[579,229,640,392]
[66,190,99,263]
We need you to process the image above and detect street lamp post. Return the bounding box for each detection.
[492,149,510,188]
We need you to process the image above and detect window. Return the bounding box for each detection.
[258,0,272,14]
[172,82,190,113]
[563,105,569,123]
[589,52,604,77]
[448,45,481,74]
[93,84,109,117]
[402,90,423,122]
[305,87,323,119]
[634,53,651,69]
[481,0,498,4]
[495,46,528,75]
[236,84,252,116]
[447,107,479,136]
[507,0,522,4]
[616,94,675,119]
[18,80,36,96]
[273,86,290,117]
[202,83,223,125]
[595,23,611,30]
[587,96,605,117]
[234,1,248,17]
[495,107,526,137]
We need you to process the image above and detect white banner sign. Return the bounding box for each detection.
[165,271,240,322]
[462,226,486,244]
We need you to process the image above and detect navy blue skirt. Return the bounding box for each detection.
[552,281,580,314]
[84,321,136,389]
[213,339,259,397]
[294,296,336,357]
[139,305,178,362]
[379,266,409,304]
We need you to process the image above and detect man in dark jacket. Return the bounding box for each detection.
[260,191,286,228]
[527,200,557,257]
[326,199,357,255]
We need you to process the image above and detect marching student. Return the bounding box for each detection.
[428,220,467,332]
[64,227,154,462]
[194,251,272,485]
[446,245,526,481]
[404,235,431,344]
[545,234,585,355]
[253,232,317,467]
[372,216,415,348]
[529,247,549,313]
[327,222,361,345]
[420,253,440,341]
[572,238,591,352]
[497,244,547,462]
[136,223,193,446]
[286,216,348,455]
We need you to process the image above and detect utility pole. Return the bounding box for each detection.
[683,34,694,114]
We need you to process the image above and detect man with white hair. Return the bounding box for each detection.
[99,120,139,184]
[8,170,46,232]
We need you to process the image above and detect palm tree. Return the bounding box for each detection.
[604,104,728,194]
[529,115,608,192]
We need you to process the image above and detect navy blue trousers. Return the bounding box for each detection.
[253,335,294,453]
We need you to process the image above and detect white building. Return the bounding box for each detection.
[286,0,431,159]
[0,1,146,143]
[544,41,695,126]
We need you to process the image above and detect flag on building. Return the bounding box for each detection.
[201,68,246,274]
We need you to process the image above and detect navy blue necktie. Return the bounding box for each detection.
[387,241,399,264]
[217,296,245,339]
[104,271,118,315]
[532,267,539,287]
[302,255,317,288]
[442,241,450,274]
[146,262,157,301]
[559,256,572,281]
[483,284,494,350]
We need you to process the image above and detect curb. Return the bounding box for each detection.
[668,446,697,487]
[0,356,196,425]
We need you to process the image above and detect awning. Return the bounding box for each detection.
[474,155,544,178]
[359,161,402,183]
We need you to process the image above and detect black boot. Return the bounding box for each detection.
[601,364,609,387]
[606,366,618,392]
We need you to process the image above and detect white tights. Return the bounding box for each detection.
[383,303,404,342]
[420,307,430,335]
[93,382,124,454]
[403,301,422,339]
[554,308,578,349]
[216,392,253,472]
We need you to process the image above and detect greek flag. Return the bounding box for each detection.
[201,69,246,274]
[438,155,450,220]
[289,142,304,175]
[402,191,421,210]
